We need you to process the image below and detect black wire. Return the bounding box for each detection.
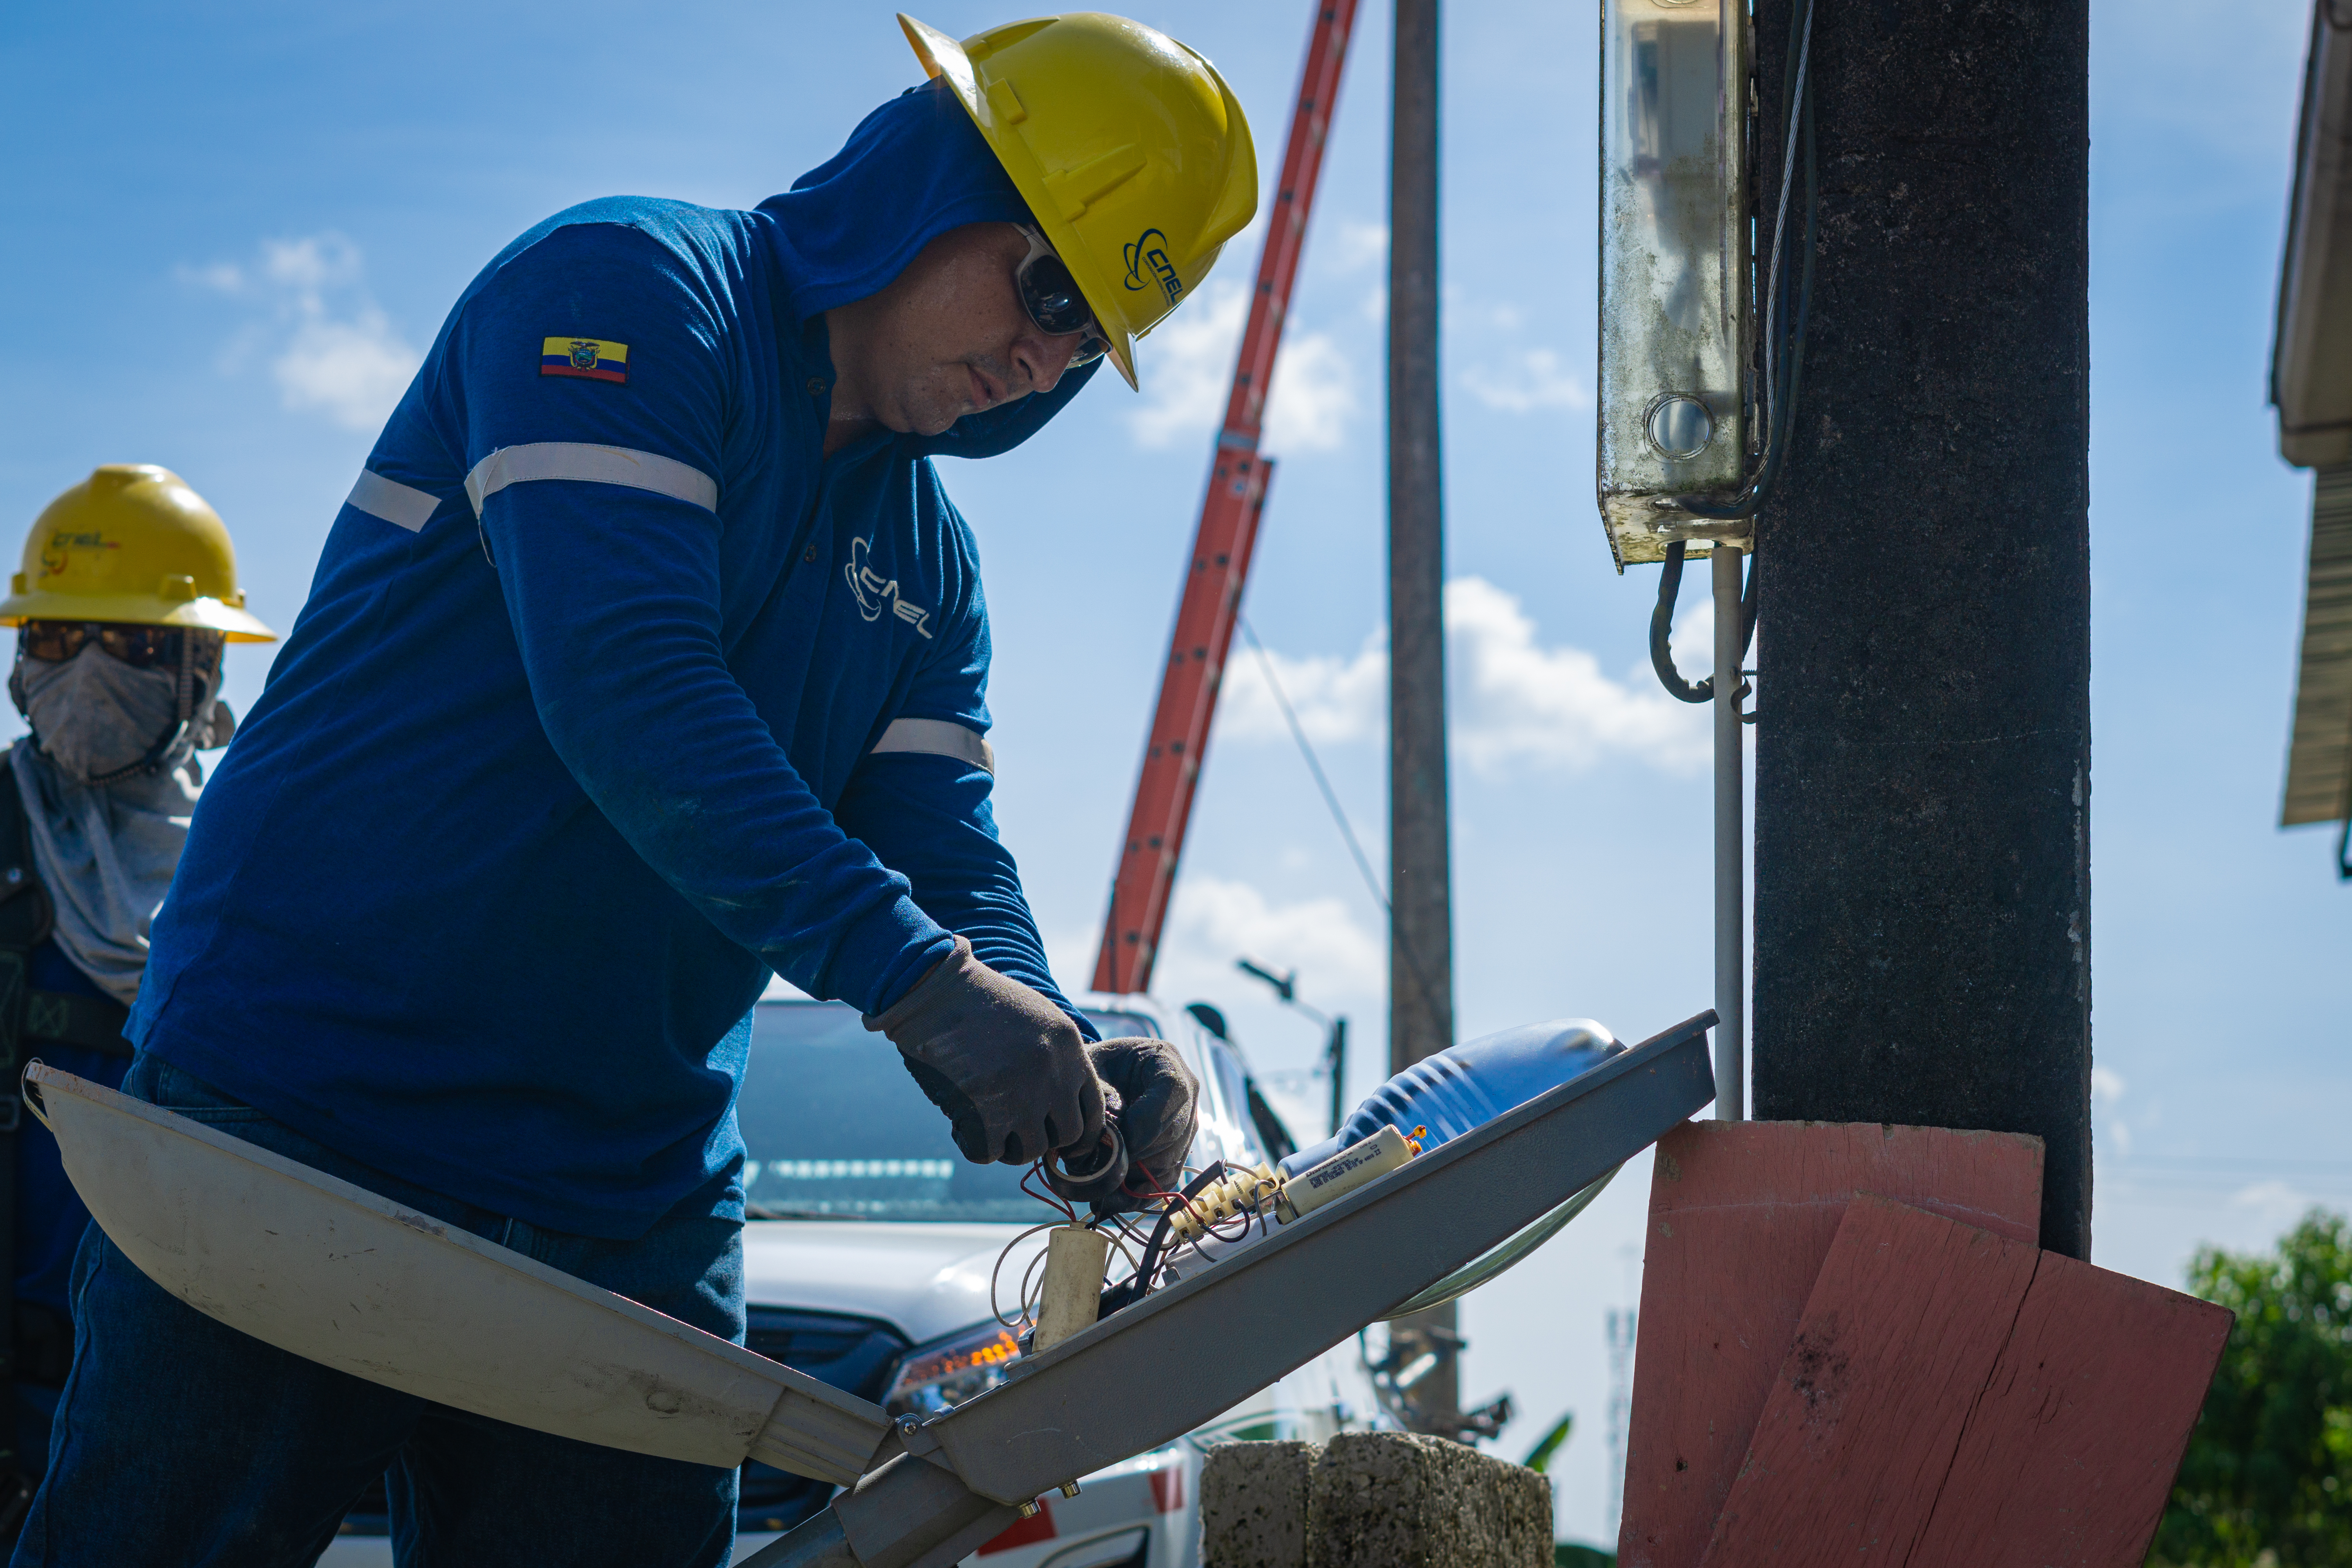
[1649,542,1759,705]
[1236,614,1453,1049]
[1118,1161,1226,1308]
[1647,0,1814,703]
[1664,0,1818,523]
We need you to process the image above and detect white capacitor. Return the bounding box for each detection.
[1280,1125,1414,1219]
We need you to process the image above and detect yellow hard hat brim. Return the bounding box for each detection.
[899,13,1144,392]
[0,589,277,642]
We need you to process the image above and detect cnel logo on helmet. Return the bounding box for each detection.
[40,531,120,580]
[1123,229,1182,303]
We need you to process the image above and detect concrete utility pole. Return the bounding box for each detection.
[1388,0,1461,1426]
[1747,0,2094,1258]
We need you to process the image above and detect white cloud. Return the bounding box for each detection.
[1126,280,1357,454]
[1223,630,1387,745]
[2090,1067,2132,1152]
[1154,873,1385,1006]
[2232,1179,2316,1223]
[1670,600,1713,685]
[262,233,363,292]
[176,261,245,294]
[274,308,419,430]
[1265,332,1358,451]
[1334,221,1388,271]
[1447,578,1710,774]
[1462,347,1592,414]
[180,232,420,432]
[1223,578,1710,777]
[1126,283,1241,447]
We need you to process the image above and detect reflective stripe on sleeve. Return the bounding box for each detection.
[346,470,441,533]
[869,719,995,775]
[463,444,719,519]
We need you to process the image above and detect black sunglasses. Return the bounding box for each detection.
[19,621,202,671]
[1015,227,1107,368]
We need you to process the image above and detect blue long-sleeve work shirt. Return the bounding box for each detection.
[131,198,1098,1239]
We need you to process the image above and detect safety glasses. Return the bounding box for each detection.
[1014,227,1107,368]
[19,621,188,670]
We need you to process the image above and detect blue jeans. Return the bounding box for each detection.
[12,1055,746,1568]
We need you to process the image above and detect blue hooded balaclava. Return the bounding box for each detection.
[760,77,1100,450]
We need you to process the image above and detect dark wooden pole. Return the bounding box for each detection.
[1748,0,2094,1258]
[1388,0,1461,1425]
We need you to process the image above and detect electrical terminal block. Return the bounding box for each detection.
[1165,1127,1428,1248]
[1166,1163,1279,1245]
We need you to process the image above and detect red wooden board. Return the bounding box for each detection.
[1618,1122,2044,1568]
[1699,1196,2043,1566]
[1909,1247,2232,1568]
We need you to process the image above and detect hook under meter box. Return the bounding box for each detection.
[1597,0,1751,570]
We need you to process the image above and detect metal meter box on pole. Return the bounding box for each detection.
[1597,0,1757,1120]
[1597,0,1752,569]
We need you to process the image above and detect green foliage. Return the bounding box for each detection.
[2154,1209,2352,1566]
[1522,1411,1574,1475]
[1553,1546,1614,1568]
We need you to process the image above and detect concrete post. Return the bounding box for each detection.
[1387,0,1462,1417]
[1200,1434,1553,1568]
[1746,0,2094,1257]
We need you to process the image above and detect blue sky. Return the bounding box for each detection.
[4,0,2345,1546]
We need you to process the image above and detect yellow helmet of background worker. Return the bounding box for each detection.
[899,11,1258,392]
[0,465,276,641]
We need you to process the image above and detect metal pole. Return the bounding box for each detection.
[1387,0,1459,1432]
[1712,545,1745,1120]
[1388,0,1450,1078]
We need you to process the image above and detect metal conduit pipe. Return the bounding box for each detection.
[1713,545,1746,1120]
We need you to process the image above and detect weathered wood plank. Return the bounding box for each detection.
[1618,1122,2043,1568]
[1698,1196,2042,1567]
[1909,1249,2232,1568]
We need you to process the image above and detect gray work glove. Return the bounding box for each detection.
[864,936,1106,1167]
[1077,1037,1200,1216]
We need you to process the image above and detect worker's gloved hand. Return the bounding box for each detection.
[865,936,1106,1167]
[1081,1037,1199,1216]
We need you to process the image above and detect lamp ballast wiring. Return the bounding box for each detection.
[987,1124,1434,1354]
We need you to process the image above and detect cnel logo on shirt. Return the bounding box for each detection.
[844,537,933,640]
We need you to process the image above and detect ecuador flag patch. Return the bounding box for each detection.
[541,337,628,384]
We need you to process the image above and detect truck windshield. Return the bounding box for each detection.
[737,1000,1153,1224]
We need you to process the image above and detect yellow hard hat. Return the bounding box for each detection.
[0,465,276,641]
[899,11,1258,391]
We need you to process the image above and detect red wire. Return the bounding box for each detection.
[1021,1160,1078,1222]
[1145,1166,1266,1241]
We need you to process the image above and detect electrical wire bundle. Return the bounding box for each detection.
[989,1158,1278,1337]
[1650,0,1820,706]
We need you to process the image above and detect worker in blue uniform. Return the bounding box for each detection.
[13,14,1256,1568]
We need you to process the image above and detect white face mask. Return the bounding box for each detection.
[17,646,183,785]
